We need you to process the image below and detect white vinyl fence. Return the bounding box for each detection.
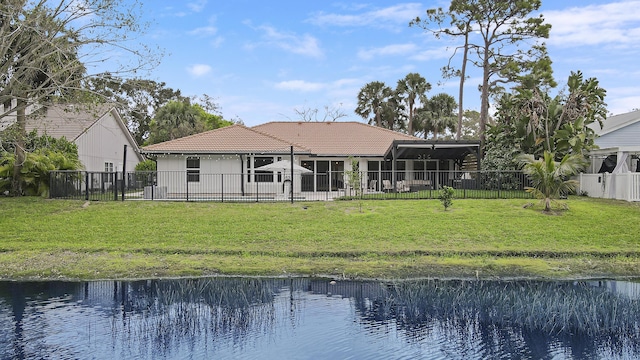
[579,172,640,202]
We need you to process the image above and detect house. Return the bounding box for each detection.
[1,103,142,173]
[580,110,640,201]
[141,121,480,199]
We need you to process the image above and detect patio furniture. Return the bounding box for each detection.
[382,180,393,192]
[368,179,378,192]
[396,180,410,193]
[404,179,432,192]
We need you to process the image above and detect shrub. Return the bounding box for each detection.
[438,185,455,210]
[135,159,157,171]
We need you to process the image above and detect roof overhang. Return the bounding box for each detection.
[384,139,481,162]
[589,146,640,157]
[141,149,313,156]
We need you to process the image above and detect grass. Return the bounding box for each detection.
[1,196,640,280]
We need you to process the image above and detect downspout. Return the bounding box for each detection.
[290,146,294,204]
[240,154,245,196]
[392,144,397,192]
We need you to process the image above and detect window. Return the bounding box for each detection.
[277,157,283,182]
[254,157,274,183]
[246,157,252,182]
[187,157,200,182]
[103,162,114,182]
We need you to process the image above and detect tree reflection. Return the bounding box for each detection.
[351,280,640,358]
[0,278,639,359]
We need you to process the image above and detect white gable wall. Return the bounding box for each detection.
[155,154,315,196]
[596,121,640,148]
[75,111,140,172]
[156,155,245,194]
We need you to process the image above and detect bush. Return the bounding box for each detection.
[135,159,157,171]
[438,185,455,210]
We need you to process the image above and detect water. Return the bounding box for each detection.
[0,278,639,359]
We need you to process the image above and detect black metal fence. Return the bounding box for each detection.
[49,170,534,202]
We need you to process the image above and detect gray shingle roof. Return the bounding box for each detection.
[593,109,640,136]
[25,104,115,141]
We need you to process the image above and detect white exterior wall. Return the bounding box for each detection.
[156,155,243,194]
[75,112,140,172]
[156,154,307,196]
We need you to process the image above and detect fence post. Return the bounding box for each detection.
[85,172,89,201]
[221,174,224,203]
[498,172,502,199]
[578,173,583,195]
[626,172,632,202]
[113,172,118,201]
[121,145,127,201]
[186,171,189,202]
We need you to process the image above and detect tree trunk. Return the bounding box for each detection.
[11,99,26,196]
[408,100,414,135]
[456,29,470,140]
[479,44,491,159]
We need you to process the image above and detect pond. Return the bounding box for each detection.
[0,278,639,359]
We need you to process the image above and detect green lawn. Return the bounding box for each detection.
[1,196,639,280]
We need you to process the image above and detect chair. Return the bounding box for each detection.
[382,180,393,192]
[368,179,377,192]
[396,180,410,193]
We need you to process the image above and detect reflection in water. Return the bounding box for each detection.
[0,278,638,359]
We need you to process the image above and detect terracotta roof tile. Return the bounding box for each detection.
[253,121,420,156]
[142,124,309,154]
[142,121,420,156]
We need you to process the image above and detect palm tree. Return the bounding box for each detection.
[416,93,457,139]
[355,81,394,128]
[519,151,586,212]
[396,73,431,136]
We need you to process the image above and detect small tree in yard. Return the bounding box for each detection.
[439,186,455,210]
[345,157,362,197]
[519,151,585,212]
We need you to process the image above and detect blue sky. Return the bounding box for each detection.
[136,0,640,126]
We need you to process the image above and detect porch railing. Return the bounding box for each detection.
[49,170,534,202]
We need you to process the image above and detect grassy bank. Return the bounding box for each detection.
[1,196,639,280]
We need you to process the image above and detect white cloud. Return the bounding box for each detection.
[308,3,423,29]
[188,26,217,36]
[358,43,417,60]
[410,46,452,61]
[210,36,225,48]
[187,0,207,13]
[545,1,640,47]
[275,80,326,92]
[274,78,360,94]
[248,24,324,58]
[603,85,640,114]
[187,64,212,77]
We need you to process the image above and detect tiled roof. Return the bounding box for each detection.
[25,104,113,141]
[253,121,420,156]
[142,124,310,154]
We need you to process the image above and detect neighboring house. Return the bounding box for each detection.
[142,121,480,199]
[580,110,640,201]
[2,103,142,173]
